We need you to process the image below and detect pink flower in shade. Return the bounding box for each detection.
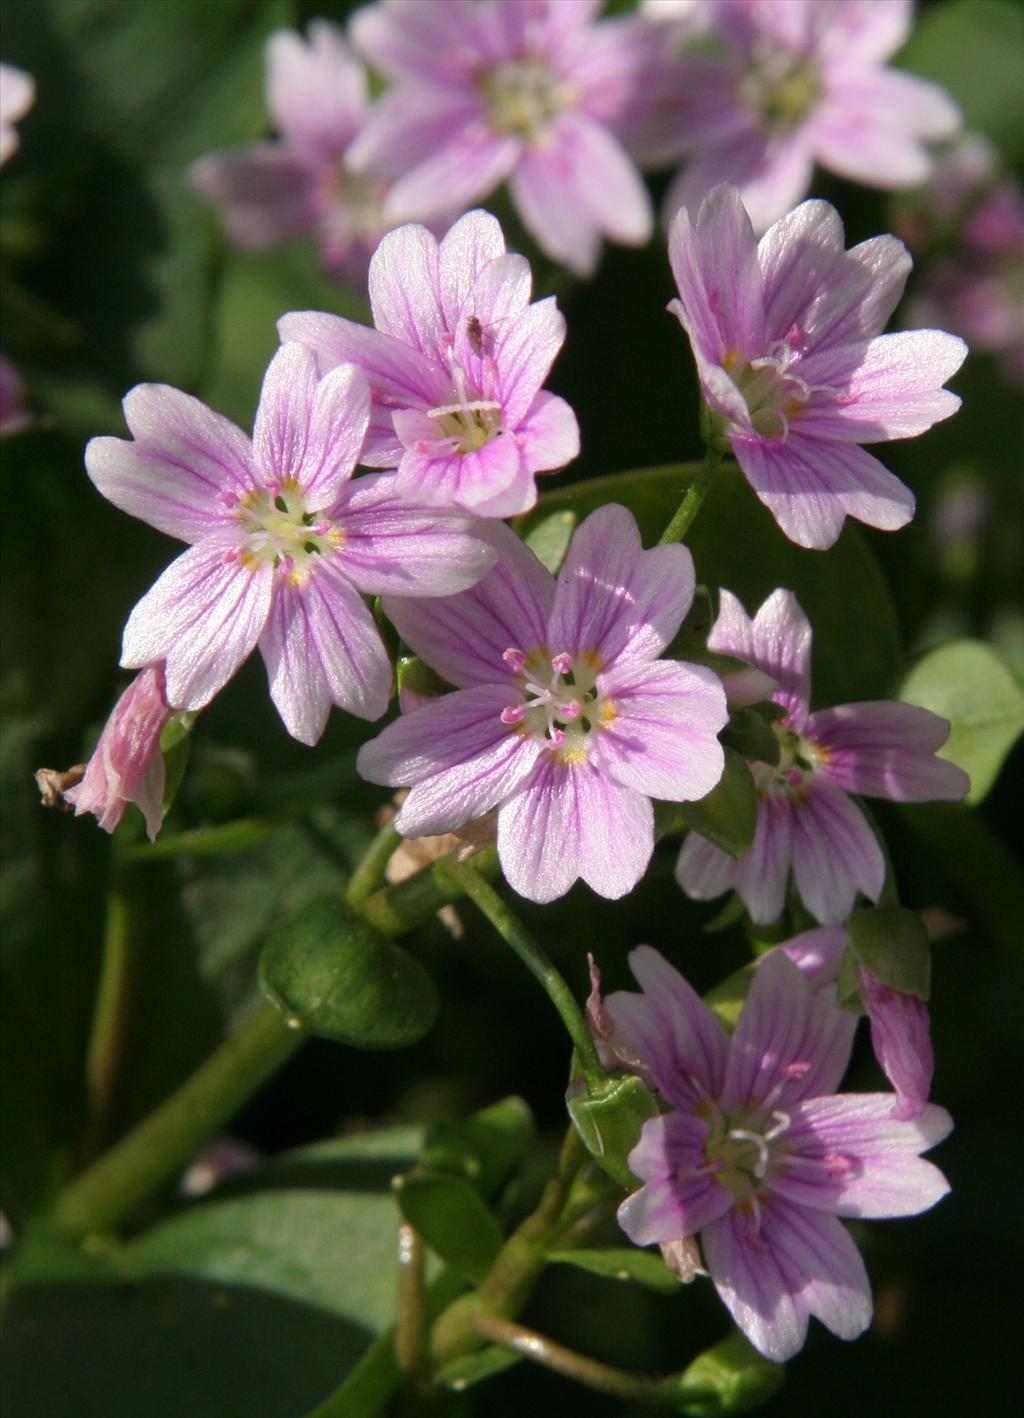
[669,185,967,549]
[345,0,655,276]
[280,210,580,519]
[357,506,729,904]
[0,63,35,166]
[84,344,496,746]
[65,665,173,841]
[633,0,959,234]
[676,589,969,926]
[605,946,952,1361]
[773,928,934,1122]
[188,23,405,284]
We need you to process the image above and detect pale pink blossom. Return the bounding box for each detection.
[0,63,35,166]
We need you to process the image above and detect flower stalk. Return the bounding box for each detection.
[658,442,723,546]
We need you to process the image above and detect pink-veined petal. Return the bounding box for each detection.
[619,1113,732,1245]
[493,296,568,429]
[860,970,934,1120]
[808,700,970,802]
[507,144,602,278]
[701,1205,808,1362]
[709,589,811,725]
[292,362,370,506]
[382,124,520,225]
[789,778,885,925]
[391,431,523,516]
[553,111,653,247]
[368,221,444,355]
[252,342,320,487]
[440,209,512,332]
[188,145,321,250]
[675,829,743,908]
[266,22,365,160]
[515,390,580,475]
[550,505,695,667]
[667,182,765,364]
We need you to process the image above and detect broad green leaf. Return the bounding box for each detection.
[259,898,439,1049]
[524,509,576,573]
[523,464,903,706]
[393,1171,503,1284]
[566,1069,658,1190]
[846,907,932,1001]
[678,748,758,859]
[421,1096,535,1200]
[901,640,1024,804]
[675,1330,785,1415]
[548,1248,679,1294]
[435,1344,521,1391]
[720,704,785,766]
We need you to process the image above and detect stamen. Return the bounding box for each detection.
[503,647,527,673]
[427,398,502,419]
[550,651,573,676]
[501,705,526,725]
[727,1127,772,1180]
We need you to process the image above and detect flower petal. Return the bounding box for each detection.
[294,362,371,506]
[266,22,365,160]
[550,505,695,667]
[860,970,934,1121]
[383,125,520,225]
[121,533,273,711]
[493,296,569,429]
[259,558,391,744]
[358,684,543,837]
[382,521,554,688]
[701,1206,808,1362]
[619,1113,732,1245]
[86,385,254,543]
[514,390,580,475]
[188,145,321,250]
[808,700,970,802]
[368,221,444,355]
[438,208,509,333]
[709,589,811,726]
[252,342,321,487]
[507,144,602,278]
[790,778,885,925]
[593,659,727,802]
[552,111,653,247]
[814,69,960,189]
[667,182,765,364]
[391,432,524,516]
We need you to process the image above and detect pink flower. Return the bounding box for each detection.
[774,928,934,1122]
[346,0,655,276]
[358,506,729,903]
[676,589,969,925]
[188,23,408,284]
[280,209,579,518]
[65,665,173,841]
[85,344,495,745]
[669,184,967,548]
[635,0,959,234]
[608,946,952,1361]
[0,63,35,166]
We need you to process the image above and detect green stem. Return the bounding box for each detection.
[79,862,139,1164]
[345,823,403,909]
[438,860,604,1083]
[658,443,723,545]
[360,844,499,937]
[50,1002,301,1237]
[394,1224,427,1379]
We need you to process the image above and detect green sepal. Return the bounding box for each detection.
[678,749,757,859]
[675,1330,785,1414]
[396,654,452,703]
[565,1067,659,1190]
[547,1247,679,1294]
[158,710,195,818]
[392,1172,503,1285]
[420,1096,535,1201]
[259,898,439,1048]
[522,508,576,572]
[846,906,932,1001]
[720,704,785,766]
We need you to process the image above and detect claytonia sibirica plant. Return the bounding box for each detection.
[677,588,969,925]
[281,209,579,517]
[190,22,401,284]
[669,183,967,548]
[358,506,728,902]
[634,0,960,233]
[604,947,952,1362]
[346,0,656,275]
[83,342,495,746]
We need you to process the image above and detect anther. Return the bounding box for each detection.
[503,647,527,673]
[550,652,573,676]
[500,705,526,725]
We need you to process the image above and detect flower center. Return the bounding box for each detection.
[723,337,815,440]
[751,721,826,800]
[480,58,576,141]
[704,1105,791,1203]
[232,481,341,581]
[499,647,613,762]
[740,47,821,134]
[424,358,504,457]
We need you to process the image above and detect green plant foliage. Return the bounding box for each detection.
[901,640,1024,804]
[844,906,932,1002]
[547,1248,680,1294]
[421,1096,536,1200]
[678,748,759,859]
[565,1069,659,1190]
[393,1171,504,1284]
[676,1331,785,1415]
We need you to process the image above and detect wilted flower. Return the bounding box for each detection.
[64,665,173,841]
[0,62,34,165]
[669,184,967,548]
[189,23,405,283]
[280,210,579,518]
[84,344,495,744]
[676,589,969,924]
[346,0,655,275]
[608,946,952,1361]
[634,0,959,233]
[358,506,729,903]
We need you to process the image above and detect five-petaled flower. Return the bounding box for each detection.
[84,343,495,745]
[605,945,952,1361]
[345,0,655,276]
[676,587,969,925]
[280,209,579,519]
[357,505,729,903]
[668,184,968,549]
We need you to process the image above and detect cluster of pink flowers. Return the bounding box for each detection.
[58,0,985,1367]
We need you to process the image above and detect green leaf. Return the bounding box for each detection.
[421,1096,535,1200]
[522,464,903,706]
[396,654,452,705]
[435,1344,522,1392]
[523,508,576,573]
[847,907,932,1000]
[720,705,785,766]
[565,1069,659,1190]
[901,640,1024,804]
[678,749,758,859]
[675,1330,785,1415]
[547,1248,679,1294]
[393,1172,503,1284]
[259,898,439,1049]
[703,960,758,1032]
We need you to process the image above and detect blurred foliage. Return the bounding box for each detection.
[1,1,1022,1416]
